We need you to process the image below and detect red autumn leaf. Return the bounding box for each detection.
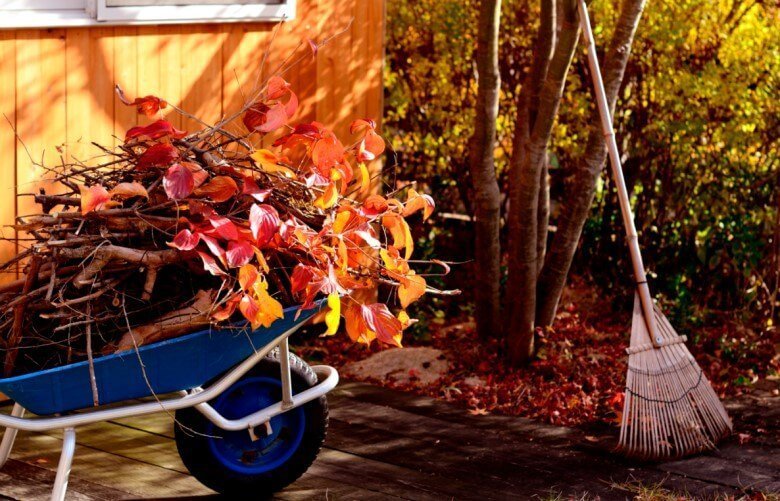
[182,161,209,188]
[243,102,269,132]
[208,215,239,241]
[267,76,291,99]
[79,184,111,215]
[266,76,298,117]
[137,143,179,170]
[283,90,298,118]
[189,199,215,218]
[312,131,344,171]
[196,250,226,276]
[249,204,280,247]
[361,194,389,217]
[361,303,403,347]
[226,240,254,268]
[125,95,168,118]
[199,233,227,265]
[350,119,385,162]
[273,122,322,149]
[211,293,241,321]
[163,164,195,200]
[349,118,377,135]
[239,293,260,324]
[125,120,185,142]
[260,103,289,133]
[243,102,289,134]
[357,130,386,162]
[242,176,273,202]
[168,228,200,251]
[194,176,239,203]
[290,264,315,295]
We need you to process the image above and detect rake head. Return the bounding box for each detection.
[618,294,732,460]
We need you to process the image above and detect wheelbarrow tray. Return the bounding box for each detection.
[0,304,321,416]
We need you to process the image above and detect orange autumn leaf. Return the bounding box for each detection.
[343,301,375,345]
[403,188,436,221]
[195,176,239,203]
[109,182,148,200]
[79,184,111,214]
[240,278,284,329]
[398,273,426,308]
[238,264,259,291]
[382,213,414,259]
[349,118,377,136]
[312,131,344,171]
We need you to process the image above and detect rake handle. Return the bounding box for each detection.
[577,0,662,347]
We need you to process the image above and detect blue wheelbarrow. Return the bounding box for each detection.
[0,302,338,500]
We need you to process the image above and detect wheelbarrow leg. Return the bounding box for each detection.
[0,403,25,468]
[51,427,76,501]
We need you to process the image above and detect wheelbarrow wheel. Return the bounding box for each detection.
[174,349,328,497]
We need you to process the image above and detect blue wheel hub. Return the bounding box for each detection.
[206,376,306,474]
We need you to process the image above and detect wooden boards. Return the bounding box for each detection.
[0,0,386,277]
[0,382,773,499]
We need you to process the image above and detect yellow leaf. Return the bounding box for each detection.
[397,310,411,329]
[324,292,340,336]
[250,149,296,178]
[357,162,370,194]
[314,182,339,210]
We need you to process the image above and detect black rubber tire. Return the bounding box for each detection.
[174,349,328,498]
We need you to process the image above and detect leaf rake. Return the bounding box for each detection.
[577,0,733,459]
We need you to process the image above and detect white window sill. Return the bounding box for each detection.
[0,5,294,29]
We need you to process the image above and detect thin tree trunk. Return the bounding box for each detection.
[507,0,580,363]
[537,156,550,275]
[468,0,503,339]
[536,0,647,328]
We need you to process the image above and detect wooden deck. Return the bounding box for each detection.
[0,382,777,500]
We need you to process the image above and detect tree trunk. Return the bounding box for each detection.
[536,0,647,328]
[537,156,550,275]
[468,0,503,339]
[507,0,580,363]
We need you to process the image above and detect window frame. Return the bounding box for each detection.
[0,0,295,29]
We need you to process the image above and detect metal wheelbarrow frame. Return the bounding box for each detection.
[0,303,339,500]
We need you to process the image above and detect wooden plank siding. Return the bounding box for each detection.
[0,0,385,284]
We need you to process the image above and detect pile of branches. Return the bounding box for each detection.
[0,73,447,391]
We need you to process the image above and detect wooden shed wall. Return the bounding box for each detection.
[0,0,384,283]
